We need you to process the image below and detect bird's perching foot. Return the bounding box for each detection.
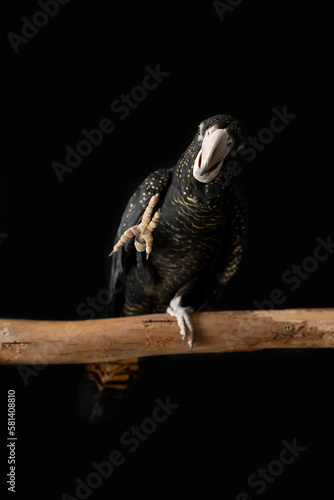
[167,296,194,349]
[108,194,161,259]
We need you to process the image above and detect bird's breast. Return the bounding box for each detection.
[158,194,229,242]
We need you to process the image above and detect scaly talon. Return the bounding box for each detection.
[108,194,161,257]
[167,296,194,349]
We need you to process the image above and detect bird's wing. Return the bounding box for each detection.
[109,168,172,316]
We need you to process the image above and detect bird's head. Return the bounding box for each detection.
[175,115,246,202]
[192,115,245,183]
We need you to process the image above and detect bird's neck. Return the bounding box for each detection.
[175,168,235,212]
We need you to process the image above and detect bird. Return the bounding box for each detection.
[81,114,247,422]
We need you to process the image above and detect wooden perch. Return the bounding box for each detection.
[0,308,333,365]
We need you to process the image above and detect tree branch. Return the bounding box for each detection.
[0,308,333,365]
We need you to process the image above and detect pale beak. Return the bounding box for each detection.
[193,128,233,183]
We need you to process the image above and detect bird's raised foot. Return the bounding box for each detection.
[167,296,194,349]
[109,194,161,259]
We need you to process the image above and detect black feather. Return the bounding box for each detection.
[109,115,246,317]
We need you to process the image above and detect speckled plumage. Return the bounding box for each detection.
[109,114,247,318]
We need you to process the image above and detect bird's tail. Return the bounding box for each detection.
[77,358,140,424]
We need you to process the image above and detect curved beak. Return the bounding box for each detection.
[193,128,232,183]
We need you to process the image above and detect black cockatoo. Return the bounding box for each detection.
[82,114,247,422]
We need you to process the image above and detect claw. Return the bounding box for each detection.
[108,194,161,257]
[167,296,194,349]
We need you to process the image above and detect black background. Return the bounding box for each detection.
[1,1,332,499]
